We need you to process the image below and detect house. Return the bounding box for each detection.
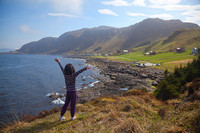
[149,51,156,55]
[123,50,129,54]
[145,51,156,56]
[192,47,199,54]
[176,48,185,53]
[104,54,108,57]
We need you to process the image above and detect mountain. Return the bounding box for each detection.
[18,37,58,54]
[17,18,199,54]
[136,28,200,53]
[0,48,15,53]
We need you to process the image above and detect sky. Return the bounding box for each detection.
[0,0,200,49]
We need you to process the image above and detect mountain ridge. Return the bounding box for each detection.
[135,28,200,53]
[17,18,199,54]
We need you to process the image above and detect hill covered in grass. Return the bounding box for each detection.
[16,18,199,55]
[136,28,200,53]
[1,89,200,133]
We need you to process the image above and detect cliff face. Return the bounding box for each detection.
[17,18,199,54]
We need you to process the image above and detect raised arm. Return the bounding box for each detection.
[55,58,64,74]
[72,66,90,77]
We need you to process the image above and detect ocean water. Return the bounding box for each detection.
[0,54,100,125]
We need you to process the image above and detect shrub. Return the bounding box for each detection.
[154,56,200,100]
[154,80,180,100]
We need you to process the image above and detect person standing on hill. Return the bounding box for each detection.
[55,58,90,121]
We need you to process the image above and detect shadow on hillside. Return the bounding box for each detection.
[13,120,71,133]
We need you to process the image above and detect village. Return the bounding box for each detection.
[89,47,200,68]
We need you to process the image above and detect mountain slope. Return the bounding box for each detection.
[17,18,199,54]
[136,28,200,53]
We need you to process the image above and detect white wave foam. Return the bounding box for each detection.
[52,98,65,105]
[88,81,100,87]
[46,92,59,97]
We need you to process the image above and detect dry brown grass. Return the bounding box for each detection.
[1,89,200,133]
[114,118,146,133]
[160,126,186,133]
[166,59,193,64]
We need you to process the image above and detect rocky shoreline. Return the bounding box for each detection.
[77,57,164,104]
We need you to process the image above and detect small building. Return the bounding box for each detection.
[192,47,199,54]
[149,51,156,55]
[176,48,185,53]
[123,50,129,54]
[104,54,108,57]
[145,51,156,56]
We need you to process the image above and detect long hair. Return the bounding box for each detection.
[64,64,75,75]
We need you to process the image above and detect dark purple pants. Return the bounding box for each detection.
[60,91,77,117]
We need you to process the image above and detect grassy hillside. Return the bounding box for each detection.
[136,28,200,53]
[1,89,200,133]
[106,50,196,72]
[94,29,200,72]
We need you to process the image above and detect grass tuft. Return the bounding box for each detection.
[114,118,146,133]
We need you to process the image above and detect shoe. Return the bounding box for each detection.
[71,116,76,120]
[59,116,65,121]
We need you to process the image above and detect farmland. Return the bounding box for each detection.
[103,50,197,72]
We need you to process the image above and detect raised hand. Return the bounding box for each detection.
[54,58,60,63]
[85,66,91,69]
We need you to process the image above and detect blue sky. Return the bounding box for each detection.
[0,0,200,49]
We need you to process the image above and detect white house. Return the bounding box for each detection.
[123,50,129,53]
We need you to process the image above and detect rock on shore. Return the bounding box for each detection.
[77,57,163,103]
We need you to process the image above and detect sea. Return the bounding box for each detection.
[0,54,101,125]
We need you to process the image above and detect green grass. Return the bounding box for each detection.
[134,29,200,53]
[115,50,195,64]
[102,50,197,72]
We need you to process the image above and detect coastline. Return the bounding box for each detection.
[77,56,164,104]
[2,56,200,133]
[19,56,165,124]
[0,55,164,127]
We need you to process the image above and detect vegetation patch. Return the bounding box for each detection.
[1,89,200,133]
[154,56,200,101]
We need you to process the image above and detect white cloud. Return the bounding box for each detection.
[127,12,173,19]
[127,12,146,16]
[98,9,118,16]
[102,0,146,7]
[132,0,146,7]
[148,0,181,5]
[48,13,78,18]
[150,14,174,19]
[182,9,200,23]
[102,0,131,6]
[149,4,194,11]
[20,25,43,35]
[149,3,200,24]
[38,0,84,15]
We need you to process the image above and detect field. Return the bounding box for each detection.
[105,50,197,72]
